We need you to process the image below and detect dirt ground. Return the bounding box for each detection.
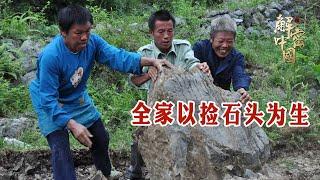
[0,141,319,180]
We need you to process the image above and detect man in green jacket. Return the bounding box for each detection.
[127,10,210,179]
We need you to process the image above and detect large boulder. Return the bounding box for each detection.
[138,68,270,179]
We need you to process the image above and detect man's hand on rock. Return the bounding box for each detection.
[148,66,158,82]
[152,59,173,73]
[197,62,210,75]
[237,88,251,104]
[148,59,173,82]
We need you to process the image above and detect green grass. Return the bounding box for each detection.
[88,68,147,150]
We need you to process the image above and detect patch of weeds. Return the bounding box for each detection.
[19,129,48,148]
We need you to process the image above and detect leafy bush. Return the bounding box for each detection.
[0,77,31,117]
[0,43,23,81]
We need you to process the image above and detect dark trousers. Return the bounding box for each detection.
[128,141,144,179]
[46,119,111,180]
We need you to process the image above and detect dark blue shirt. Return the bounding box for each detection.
[193,39,251,91]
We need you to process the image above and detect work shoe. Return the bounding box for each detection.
[90,170,123,180]
[125,165,143,180]
[107,169,123,180]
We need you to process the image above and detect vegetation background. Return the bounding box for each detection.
[0,0,319,152]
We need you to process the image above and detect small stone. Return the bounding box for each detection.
[24,163,36,175]
[226,165,234,171]
[13,158,24,172]
[233,10,244,16]
[233,18,243,25]
[18,174,26,180]
[244,169,258,178]
[311,174,320,180]
[281,10,290,17]
[269,2,283,11]
[257,5,265,12]
[34,174,41,179]
[175,17,186,27]
[264,9,278,20]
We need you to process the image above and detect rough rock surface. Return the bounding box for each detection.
[0,117,34,138]
[138,68,270,179]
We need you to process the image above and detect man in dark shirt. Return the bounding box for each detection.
[193,14,251,103]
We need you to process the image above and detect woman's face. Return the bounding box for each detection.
[211,31,235,58]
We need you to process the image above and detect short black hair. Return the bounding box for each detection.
[58,4,93,32]
[148,10,176,31]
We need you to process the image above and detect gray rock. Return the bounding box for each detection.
[243,169,258,178]
[281,10,290,17]
[264,9,279,19]
[267,21,276,30]
[260,164,273,177]
[140,22,149,32]
[252,12,265,26]
[233,18,244,25]
[245,27,254,34]
[269,2,283,11]
[257,5,266,13]
[18,174,26,180]
[0,174,11,180]
[139,68,270,179]
[223,174,233,180]
[21,70,36,85]
[21,56,37,73]
[93,23,107,32]
[106,24,122,34]
[245,27,260,36]
[20,39,41,73]
[20,39,41,58]
[0,167,11,180]
[128,22,139,29]
[308,88,318,101]
[175,16,186,27]
[282,0,293,8]
[4,137,31,148]
[13,158,24,172]
[206,10,229,18]
[0,117,34,138]
[233,9,244,16]
[295,5,305,14]
[24,163,36,175]
[288,9,295,16]
[242,13,253,28]
[261,30,270,36]
[311,174,320,180]
[0,38,21,48]
[273,87,286,99]
[195,25,211,38]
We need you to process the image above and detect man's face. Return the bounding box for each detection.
[211,31,235,58]
[61,22,92,53]
[151,20,174,53]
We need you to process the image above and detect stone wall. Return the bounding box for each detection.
[200,0,305,36]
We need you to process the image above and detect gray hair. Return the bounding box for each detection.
[210,14,237,38]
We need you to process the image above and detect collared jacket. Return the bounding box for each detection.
[193,39,251,91]
[29,33,142,136]
[129,39,200,90]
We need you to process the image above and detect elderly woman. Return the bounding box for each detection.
[193,14,251,103]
